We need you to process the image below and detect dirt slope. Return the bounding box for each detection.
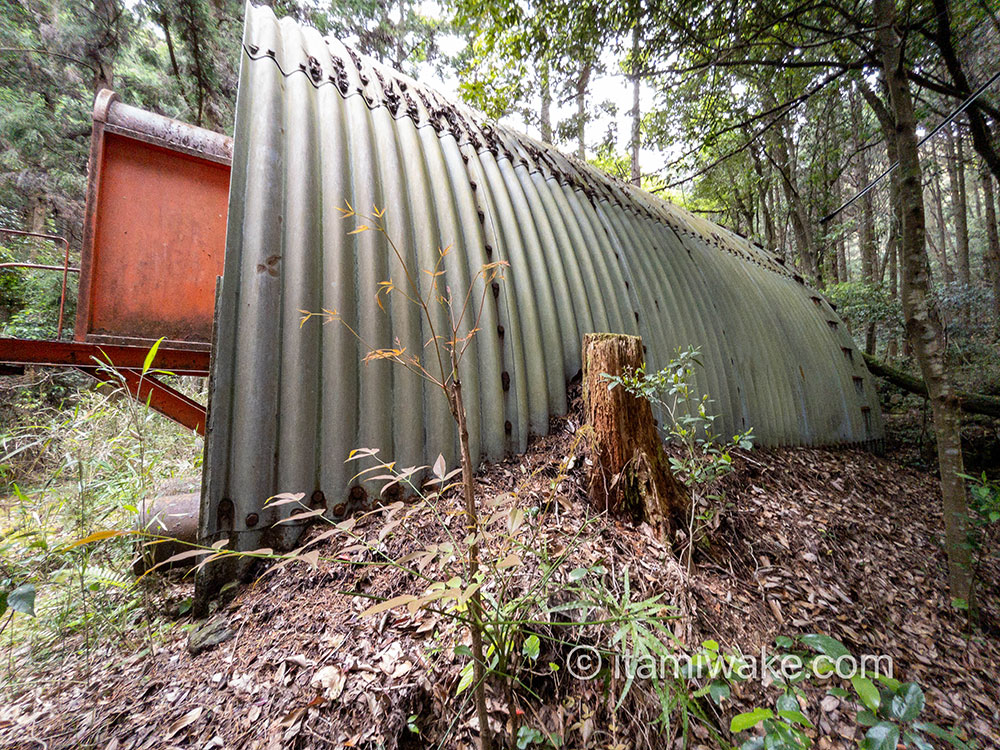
[2,410,998,750]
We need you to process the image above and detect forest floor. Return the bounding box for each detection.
[1,400,999,750]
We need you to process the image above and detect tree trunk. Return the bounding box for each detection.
[875,0,974,608]
[887,233,899,356]
[26,191,47,261]
[837,235,847,282]
[629,16,642,187]
[583,334,689,535]
[850,88,876,283]
[765,93,819,282]
[751,143,776,250]
[982,167,1000,336]
[540,59,552,144]
[946,127,971,287]
[576,62,591,161]
[860,192,877,282]
[930,141,955,283]
[862,353,1000,418]
[931,0,1000,184]
[448,378,493,750]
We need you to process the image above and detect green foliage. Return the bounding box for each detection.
[726,633,972,750]
[0,0,242,274]
[0,354,202,667]
[825,282,903,350]
[515,724,562,748]
[954,471,1000,608]
[963,472,1000,527]
[603,346,755,485]
[2,584,36,619]
[315,0,450,75]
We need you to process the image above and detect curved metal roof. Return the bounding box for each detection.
[199,4,883,552]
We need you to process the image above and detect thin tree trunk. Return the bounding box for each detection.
[972,160,983,226]
[931,0,1000,184]
[861,194,876,281]
[751,143,776,250]
[765,93,819,281]
[576,62,591,161]
[837,234,847,282]
[875,0,974,607]
[887,236,899,357]
[982,167,1000,337]
[629,17,642,187]
[946,127,971,287]
[25,191,47,261]
[848,84,867,282]
[773,182,788,257]
[159,13,183,83]
[540,59,552,144]
[448,379,493,750]
[930,142,955,283]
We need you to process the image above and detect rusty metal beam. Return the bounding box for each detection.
[78,367,207,435]
[0,263,79,273]
[0,337,209,374]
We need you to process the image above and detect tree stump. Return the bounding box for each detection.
[583,333,689,535]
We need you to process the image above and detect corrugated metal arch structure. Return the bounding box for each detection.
[199,4,883,559]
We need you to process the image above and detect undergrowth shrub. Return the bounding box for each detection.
[0,353,202,675]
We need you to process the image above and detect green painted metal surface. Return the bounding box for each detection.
[199,4,883,555]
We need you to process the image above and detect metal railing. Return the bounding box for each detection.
[0,228,79,339]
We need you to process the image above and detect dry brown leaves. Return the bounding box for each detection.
[1,407,998,749]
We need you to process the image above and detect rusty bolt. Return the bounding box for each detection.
[311,489,326,507]
[332,503,347,516]
[504,420,513,433]
[245,513,259,528]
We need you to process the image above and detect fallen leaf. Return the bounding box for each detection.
[164,707,203,741]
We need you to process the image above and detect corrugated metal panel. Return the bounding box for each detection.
[199,4,883,555]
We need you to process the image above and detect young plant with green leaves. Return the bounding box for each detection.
[955,471,1000,613]
[726,634,971,750]
[602,346,754,486]
[2,339,201,673]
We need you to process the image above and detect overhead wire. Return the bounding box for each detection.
[820,66,1000,224]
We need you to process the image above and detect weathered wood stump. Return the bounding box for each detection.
[583,333,689,535]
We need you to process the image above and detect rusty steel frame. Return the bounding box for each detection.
[0,228,74,339]
[0,337,209,434]
[0,337,209,373]
[0,91,230,434]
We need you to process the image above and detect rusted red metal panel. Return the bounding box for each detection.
[76,90,232,349]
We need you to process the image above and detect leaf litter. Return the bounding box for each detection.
[1,397,998,749]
